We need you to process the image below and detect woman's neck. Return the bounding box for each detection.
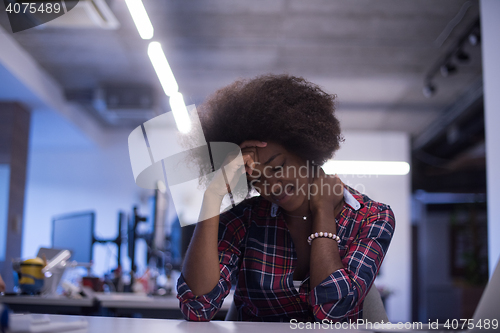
[282,199,311,222]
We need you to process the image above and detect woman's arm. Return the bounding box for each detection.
[177,140,266,321]
[308,171,345,289]
[181,140,265,295]
[309,208,344,288]
[307,170,395,321]
[177,200,247,321]
[181,194,225,296]
[310,205,395,322]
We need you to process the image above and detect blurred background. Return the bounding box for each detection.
[0,0,498,323]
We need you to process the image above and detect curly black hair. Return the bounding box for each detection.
[198,74,343,165]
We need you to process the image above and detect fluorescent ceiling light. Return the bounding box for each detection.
[169,92,191,134]
[322,160,410,175]
[124,0,154,39]
[148,42,179,96]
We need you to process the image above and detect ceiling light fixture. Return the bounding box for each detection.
[148,42,179,96]
[322,160,410,176]
[124,0,154,39]
[148,42,191,133]
[468,33,480,46]
[423,18,479,97]
[455,49,470,63]
[440,63,457,77]
[169,92,191,134]
[423,82,437,98]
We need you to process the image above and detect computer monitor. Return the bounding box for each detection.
[52,211,95,263]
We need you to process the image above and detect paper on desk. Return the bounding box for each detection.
[9,314,88,332]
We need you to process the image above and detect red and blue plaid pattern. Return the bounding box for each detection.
[177,185,395,322]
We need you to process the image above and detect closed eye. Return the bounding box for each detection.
[272,161,285,171]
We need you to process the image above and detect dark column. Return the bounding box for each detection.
[0,102,30,291]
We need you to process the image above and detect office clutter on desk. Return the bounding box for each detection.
[47,201,180,296]
[13,258,45,295]
[125,190,183,296]
[40,250,71,296]
[12,250,72,296]
[10,247,98,300]
[8,187,183,301]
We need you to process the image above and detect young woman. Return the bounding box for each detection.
[177,74,395,322]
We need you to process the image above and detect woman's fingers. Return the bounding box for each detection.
[224,150,256,179]
[207,141,265,197]
[223,140,266,177]
[243,154,255,175]
[240,141,266,175]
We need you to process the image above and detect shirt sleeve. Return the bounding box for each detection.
[176,208,247,321]
[309,205,395,322]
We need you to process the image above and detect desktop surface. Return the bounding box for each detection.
[20,314,370,333]
[0,291,232,319]
[94,291,233,310]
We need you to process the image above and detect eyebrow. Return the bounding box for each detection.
[263,153,282,165]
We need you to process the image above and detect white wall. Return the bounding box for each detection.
[22,111,152,277]
[335,130,411,323]
[480,0,500,275]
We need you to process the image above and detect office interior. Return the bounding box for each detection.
[0,0,499,326]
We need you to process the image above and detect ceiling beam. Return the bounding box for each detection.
[0,25,105,146]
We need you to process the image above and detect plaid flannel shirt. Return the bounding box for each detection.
[177,185,395,322]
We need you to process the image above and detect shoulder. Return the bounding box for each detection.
[345,185,395,230]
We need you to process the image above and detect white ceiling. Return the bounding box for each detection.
[0,0,483,136]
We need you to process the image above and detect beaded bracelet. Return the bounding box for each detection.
[307,232,340,245]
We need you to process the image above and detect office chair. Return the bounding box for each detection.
[362,285,389,323]
[225,299,238,321]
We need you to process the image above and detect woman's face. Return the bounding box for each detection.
[246,142,311,213]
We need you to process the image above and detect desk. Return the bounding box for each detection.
[25,314,369,333]
[0,295,98,315]
[0,292,233,320]
[95,291,233,319]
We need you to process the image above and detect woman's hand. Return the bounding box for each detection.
[205,140,266,199]
[308,166,344,217]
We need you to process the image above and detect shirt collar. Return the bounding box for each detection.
[343,186,362,211]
